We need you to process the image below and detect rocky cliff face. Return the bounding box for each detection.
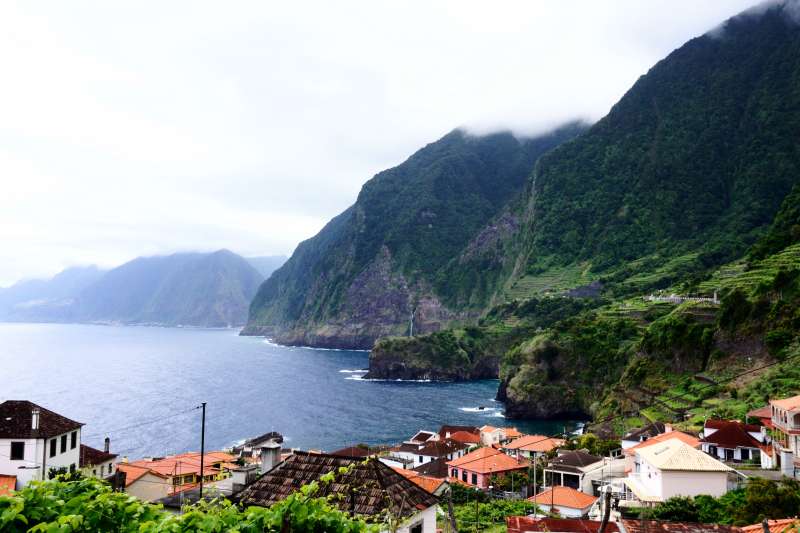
[365,332,500,380]
[244,125,586,348]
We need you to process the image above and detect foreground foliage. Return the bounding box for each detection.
[0,477,376,533]
[641,478,800,526]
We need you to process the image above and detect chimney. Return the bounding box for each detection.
[260,442,281,475]
[104,437,110,453]
[31,408,40,430]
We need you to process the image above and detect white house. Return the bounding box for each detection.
[623,437,732,504]
[0,400,84,490]
[700,420,772,468]
[621,422,671,450]
[393,439,468,468]
[79,437,118,479]
[770,395,800,478]
[502,435,566,461]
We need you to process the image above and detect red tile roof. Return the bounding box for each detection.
[621,519,741,533]
[507,517,619,533]
[0,475,16,496]
[117,463,168,486]
[626,430,700,454]
[528,486,597,510]
[447,446,528,474]
[747,405,772,420]
[741,519,800,533]
[392,467,446,494]
[330,446,373,458]
[449,430,481,444]
[504,427,524,439]
[771,395,800,411]
[504,434,566,453]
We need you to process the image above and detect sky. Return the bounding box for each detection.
[0,1,759,286]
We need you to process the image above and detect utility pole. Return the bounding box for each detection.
[199,402,206,500]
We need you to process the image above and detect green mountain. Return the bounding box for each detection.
[243,124,586,348]
[366,2,800,423]
[0,266,106,322]
[73,250,264,327]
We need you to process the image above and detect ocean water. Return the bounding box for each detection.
[0,323,575,459]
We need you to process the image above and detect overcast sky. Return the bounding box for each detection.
[0,1,758,286]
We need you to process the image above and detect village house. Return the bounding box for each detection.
[747,405,773,428]
[406,430,437,444]
[769,394,800,478]
[621,422,670,449]
[231,431,283,463]
[447,446,529,489]
[237,451,440,533]
[623,430,701,475]
[0,400,84,490]
[502,435,566,461]
[411,457,449,479]
[528,485,598,518]
[117,450,237,502]
[438,425,481,446]
[79,437,118,479]
[701,419,772,468]
[392,467,449,496]
[622,437,732,505]
[393,438,468,468]
[479,425,524,446]
[543,450,609,495]
[330,445,375,459]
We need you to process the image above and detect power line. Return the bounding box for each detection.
[81,405,201,439]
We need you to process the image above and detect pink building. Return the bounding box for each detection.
[447,446,528,489]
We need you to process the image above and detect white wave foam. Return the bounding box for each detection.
[492,411,506,418]
[459,406,499,413]
[339,369,368,373]
[346,375,432,382]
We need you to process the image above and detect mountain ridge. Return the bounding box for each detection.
[0,249,264,328]
[243,123,588,348]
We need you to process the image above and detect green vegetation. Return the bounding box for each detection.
[452,499,538,532]
[0,476,375,532]
[642,478,800,526]
[246,125,586,345]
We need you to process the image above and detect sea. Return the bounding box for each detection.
[0,323,578,459]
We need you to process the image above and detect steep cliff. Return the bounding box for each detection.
[365,2,800,421]
[243,125,586,348]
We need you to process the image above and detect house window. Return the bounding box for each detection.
[108,464,113,474]
[410,523,423,533]
[461,470,467,482]
[173,477,181,485]
[93,469,97,476]
[70,431,77,449]
[419,455,423,463]
[451,468,458,478]
[69,463,76,473]
[10,441,24,460]
[50,439,57,457]
[60,434,67,453]
[471,473,478,485]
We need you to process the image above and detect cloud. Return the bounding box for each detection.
[0,0,758,285]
